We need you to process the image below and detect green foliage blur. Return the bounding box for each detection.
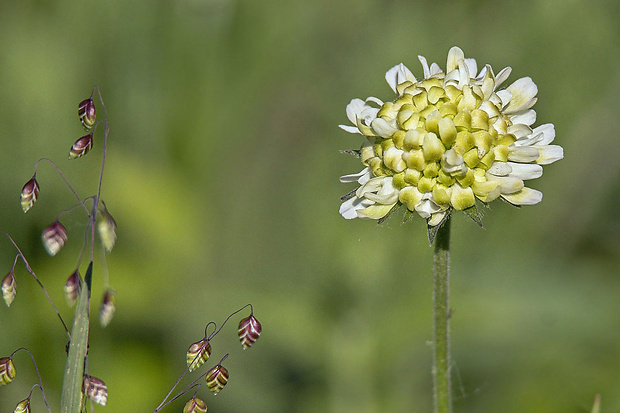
[1,0,619,412]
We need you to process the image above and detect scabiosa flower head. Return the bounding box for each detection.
[20,177,39,213]
[41,220,68,256]
[339,47,563,230]
[2,271,16,307]
[0,357,16,386]
[183,396,208,413]
[78,98,96,130]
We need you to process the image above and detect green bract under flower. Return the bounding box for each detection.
[339,46,563,227]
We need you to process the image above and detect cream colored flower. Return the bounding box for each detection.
[339,47,563,227]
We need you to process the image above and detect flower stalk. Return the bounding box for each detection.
[432,217,452,413]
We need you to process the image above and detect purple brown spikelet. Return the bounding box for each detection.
[78,98,96,130]
[83,375,108,406]
[97,208,117,252]
[183,396,208,413]
[186,339,212,372]
[42,220,68,256]
[205,364,229,395]
[99,289,116,327]
[13,399,30,413]
[1,271,16,307]
[64,270,82,306]
[238,314,262,349]
[0,357,16,386]
[20,177,39,213]
[69,134,94,159]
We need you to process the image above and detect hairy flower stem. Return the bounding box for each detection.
[433,217,452,413]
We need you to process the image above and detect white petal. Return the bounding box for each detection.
[429,62,443,76]
[508,146,540,162]
[441,148,465,174]
[444,69,460,87]
[510,109,537,126]
[457,60,470,88]
[506,162,543,180]
[513,132,543,147]
[487,162,512,176]
[345,99,365,125]
[494,67,512,89]
[415,199,441,219]
[487,175,524,194]
[446,46,465,73]
[464,58,478,78]
[339,167,371,184]
[371,118,398,138]
[504,77,538,114]
[366,97,384,106]
[507,124,533,139]
[385,63,416,94]
[532,123,555,145]
[496,90,512,107]
[339,196,372,219]
[501,187,543,205]
[418,55,431,78]
[365,178,399,204]
[338,124,361,134]
[479,100,500,118]
[358,177,398,204]
[534,145,564,165]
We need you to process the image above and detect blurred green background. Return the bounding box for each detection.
[1,0,619,412]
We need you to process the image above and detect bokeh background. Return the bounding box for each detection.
[1,0,619,412]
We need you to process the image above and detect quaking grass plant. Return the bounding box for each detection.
[338,47,564,412]
[0,88,262,412]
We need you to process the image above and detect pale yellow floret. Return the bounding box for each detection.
[438,117,457,147]
[472,180,501,202]
[454,131,475,155]
[359,204,396,219]
[450,184,476,210]
[418,176,435,193]
[425,110,442,135]
[398,186,423,210]
[432,184,452,205]
[404,150,426,170]
[470,109,489,131]
[422,132,444,161]
[453,111,471,130]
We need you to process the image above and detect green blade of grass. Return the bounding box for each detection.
[60,261,92,413]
